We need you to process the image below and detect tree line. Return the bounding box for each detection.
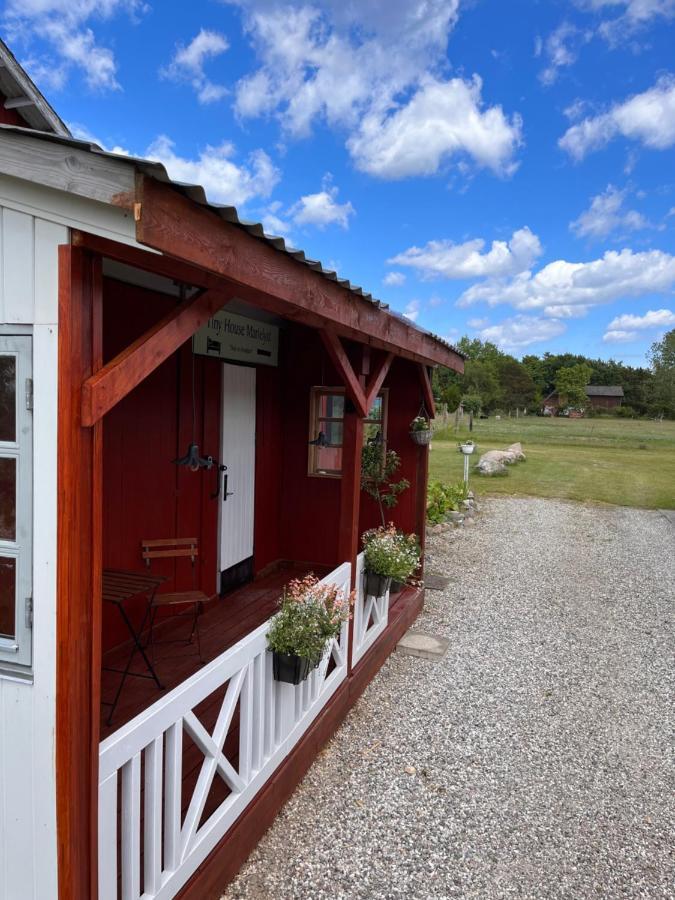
[433,329,675,419]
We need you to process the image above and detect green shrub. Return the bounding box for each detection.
[426,480,468,524]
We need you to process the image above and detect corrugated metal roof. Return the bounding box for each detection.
[0,123,463,362]
[585,385,624,397]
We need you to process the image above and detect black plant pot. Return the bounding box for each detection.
[364,570,392,597]
[390,579,405,595]
[272,651,311,685]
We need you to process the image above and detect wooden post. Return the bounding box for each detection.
[338,347,369,674]
[56,246,102,899]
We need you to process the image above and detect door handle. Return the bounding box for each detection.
[223,472,235,502]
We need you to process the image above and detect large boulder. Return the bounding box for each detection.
[476,442,526,475]
[476,454,507,475]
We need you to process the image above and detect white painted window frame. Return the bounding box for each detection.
[0,333,33,674]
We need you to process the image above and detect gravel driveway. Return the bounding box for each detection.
[224,498,675,900]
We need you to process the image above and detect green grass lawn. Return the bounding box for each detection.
[429,416,675,509]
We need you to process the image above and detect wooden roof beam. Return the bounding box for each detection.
[135,175,464,372]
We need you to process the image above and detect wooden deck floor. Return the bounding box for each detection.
[100,563,325,739]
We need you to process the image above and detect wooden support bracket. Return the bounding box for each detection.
[419,364,436,418]
[320,332,395,419]
[365,352,394,414]
[319,330,368,417]
[81,288,230,426]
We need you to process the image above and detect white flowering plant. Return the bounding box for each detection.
[362,524,421,582]
[410,415,431,433]
[267,574,352,665]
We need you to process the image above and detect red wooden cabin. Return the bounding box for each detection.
[0,47,463,900]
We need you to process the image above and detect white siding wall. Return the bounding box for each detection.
[0,206,63,900]
[0,174,140,900]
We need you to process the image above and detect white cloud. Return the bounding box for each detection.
[348,76,522,178]
[537,22,591,86]
[476,315,566,350]
[607,308,675,329]
[161,29,229,104]
[3,0,145,90]
[560,75,675,160]
[467,317,489,328]
[603,329,638,342]
[570,185,650,238]
[582,0,675,44]
[230,1,520,181]
[384,272,406,287]
[289,179,354,230]
[259,201,292,237]
[388,227,541,280]
[402,299,421,322]
[146,136,280,207]
[458,248,675,317]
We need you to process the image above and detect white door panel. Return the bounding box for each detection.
[219,363,256,572]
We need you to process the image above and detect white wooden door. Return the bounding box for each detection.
[219,363,256,573]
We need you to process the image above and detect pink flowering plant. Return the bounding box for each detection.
[267,574,353,665]
[362,524,421,582]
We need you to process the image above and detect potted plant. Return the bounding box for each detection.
[458,440,476,455]
[410,415,433,445]
[361,444,410,527]
[362,525,421,597]
[267,574,352,684]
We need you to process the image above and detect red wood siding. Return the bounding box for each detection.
[358,356,424,538]
[278,325,342,567]
[0,91,30,128]
[101,279,220,652]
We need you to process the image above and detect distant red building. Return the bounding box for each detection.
[543,385,624,415]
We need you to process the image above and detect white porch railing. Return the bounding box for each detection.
[351,553,390,666]
[98,561,351,900]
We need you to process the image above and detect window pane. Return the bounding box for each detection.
[315,446,342,474]
[366,396,383,421]
[0,458,16,541]
[319,393,344,419]
[0,356,16,443]
[322,421,343,446]
[0,556,16,639]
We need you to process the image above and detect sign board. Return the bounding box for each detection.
[193,310,279,367]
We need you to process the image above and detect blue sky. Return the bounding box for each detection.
[4,0,675,363]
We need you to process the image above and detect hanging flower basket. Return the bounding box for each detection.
[272,651,312,685]
[364,570,392,598]
[410,428,433,445]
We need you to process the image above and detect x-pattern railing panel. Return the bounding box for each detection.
[99,562,351,900]
[352,553,390,666]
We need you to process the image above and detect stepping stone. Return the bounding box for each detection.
[659,510,675,526]
[424,573,451,590]
[397,630,450,661]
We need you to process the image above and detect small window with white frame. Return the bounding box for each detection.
[308,386,388,478]
[0,335,32,675]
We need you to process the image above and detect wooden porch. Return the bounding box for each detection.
[100,563,324,739]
